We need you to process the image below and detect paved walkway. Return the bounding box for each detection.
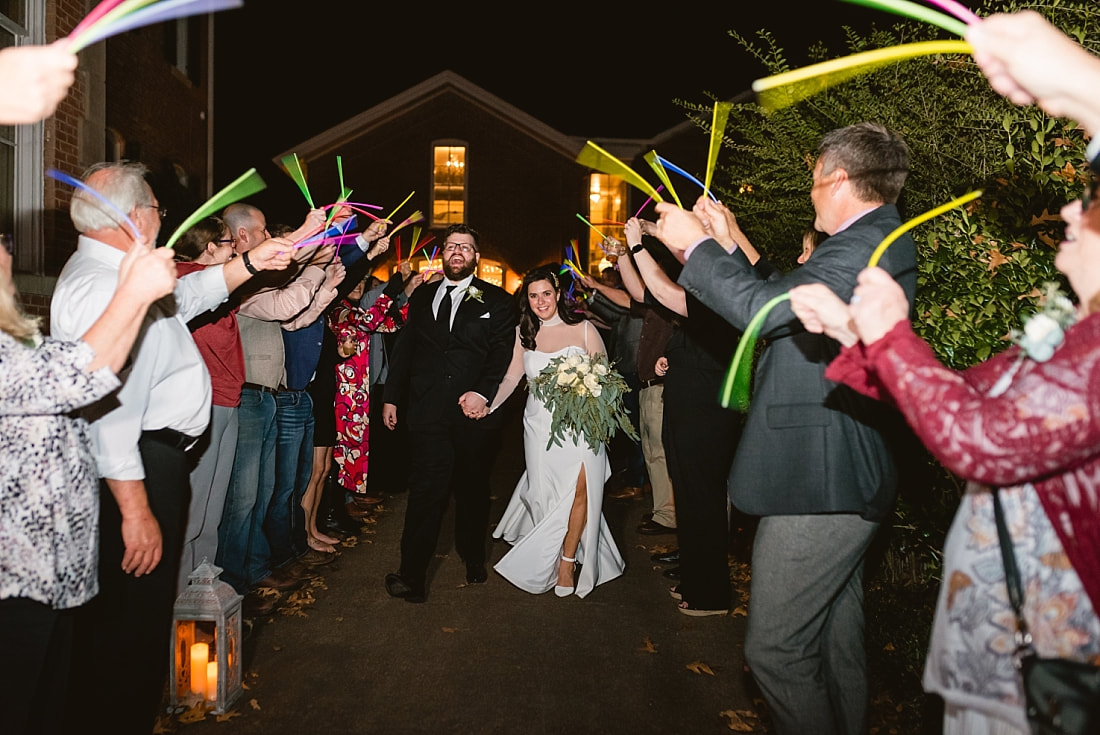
[164,417,761,734]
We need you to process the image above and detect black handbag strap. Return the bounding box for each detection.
[991,489,1035,651]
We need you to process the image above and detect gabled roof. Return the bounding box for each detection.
[274,70,599,164]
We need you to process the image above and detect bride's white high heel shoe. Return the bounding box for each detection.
[554,555,578,597]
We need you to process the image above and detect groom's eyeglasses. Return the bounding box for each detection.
[442,243,476,254]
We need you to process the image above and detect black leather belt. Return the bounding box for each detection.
[141,428,196,451]
[641,378,664,388]
[242,382,279,394]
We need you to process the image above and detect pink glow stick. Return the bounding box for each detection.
[924,0,980,24]
[69,0,128,41]
[71,0,243,52]
[633,185,665,217]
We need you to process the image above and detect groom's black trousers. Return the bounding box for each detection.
[399,418,502,586]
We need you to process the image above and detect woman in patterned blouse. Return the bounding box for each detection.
[0,237,177,734]
[787,194,1100,734]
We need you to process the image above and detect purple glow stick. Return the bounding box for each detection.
[72,0,243,52]
[47,168,141,240]
[924,0,980,24]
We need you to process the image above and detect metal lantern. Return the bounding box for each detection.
[169,560,243,714]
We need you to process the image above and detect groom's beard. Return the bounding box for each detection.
[443,256,477,281]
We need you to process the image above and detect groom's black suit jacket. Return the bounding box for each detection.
[387,276,517,430]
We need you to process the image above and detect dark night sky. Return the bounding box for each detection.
[211,2,883,201]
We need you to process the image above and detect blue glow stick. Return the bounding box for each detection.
[654,155,718,202]
[47,167,142,240]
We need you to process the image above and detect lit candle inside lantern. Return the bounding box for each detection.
[206,661,218,701]
[190,642,208,695]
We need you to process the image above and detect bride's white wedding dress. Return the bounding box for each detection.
[491,318,625,598]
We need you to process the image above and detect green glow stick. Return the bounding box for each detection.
[163,168,267,249]
[840,0,968,37]
[643,151,683,209]
[575,213,606,240]
[720,293,791,411]
[280,153,314,209]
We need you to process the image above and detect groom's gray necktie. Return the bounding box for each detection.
[436,285,456,328]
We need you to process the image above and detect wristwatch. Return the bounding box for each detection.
[630,243,644,255]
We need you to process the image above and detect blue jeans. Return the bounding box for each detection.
[217,388,277,592]
[267,390,314,567]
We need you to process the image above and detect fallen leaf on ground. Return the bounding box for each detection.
[731,605,748,617]
[442,627,458,633]
[249,699,261,711]
[719,709,757,731]
[178,701,210,723]
[639,637,657,653]
[687,660,715,676]
[214,711,241,723]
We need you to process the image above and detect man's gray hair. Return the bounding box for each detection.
[69,161,153,233]
[222,202,261,233]
[817,122,909,205]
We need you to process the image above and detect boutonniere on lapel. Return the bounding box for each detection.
[465,285,484,303]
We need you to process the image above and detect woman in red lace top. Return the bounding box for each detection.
[787,196,1100,734]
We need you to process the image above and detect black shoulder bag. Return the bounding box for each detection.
[992,489,1100,735]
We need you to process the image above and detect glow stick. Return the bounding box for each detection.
[393,235,402,263]
[720,293,791,411]
[388,210,424,237]
[643,152,684,209]
[839,0,970,34]
[576,141,664,204]
[753,40,972,112]
[634,185,665,218]
[163,168,266,249]
[294,214,357,250]
[576,213,606,240]
[47,168,141,241]
[655,154,718,202]
[279,153,314,209]
[68,0,129,41]
[336,156,352,201]
[705,102,732,196]
[429,246,439,266]
[923,0,981,24]
[868,189,982,267]
[409,234,434,258]
[385,191,414,222]
[69,0,243,52]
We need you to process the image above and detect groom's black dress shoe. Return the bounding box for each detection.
[465,563,488,584]
[385,573,426,603]
[651,549,680,565]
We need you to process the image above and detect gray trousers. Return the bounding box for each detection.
[745,513,879,735]
[178,404,239,595]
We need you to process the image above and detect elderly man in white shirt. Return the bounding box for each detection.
[50,161,292,735]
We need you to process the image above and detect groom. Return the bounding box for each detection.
[381,223,517,602]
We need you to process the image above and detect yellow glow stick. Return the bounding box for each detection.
[576,141,664,204]
[704,102,731,195]
[643,152,683,209]
[753,40,972,112]
[385,191,414,222]
[867,189,982,267]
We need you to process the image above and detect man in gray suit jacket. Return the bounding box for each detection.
[652,122,916,735]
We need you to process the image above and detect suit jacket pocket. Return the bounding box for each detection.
[766,403,832,428]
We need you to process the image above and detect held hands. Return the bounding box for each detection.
[116,241,177,306]
[601,235,626,257]
[246,237,295,272]
[693,198,745,254]
[288,209,328,246]
[404,271,425,297]
[324,257,346,289]
[788,283,859,347]
[458,391,488,420]
[654,356,668,377]
[382,403,398,430]
[0,41,77,124]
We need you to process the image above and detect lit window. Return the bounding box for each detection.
[432,143,466,227]
[586,174,626,274]
[477,259,503,288]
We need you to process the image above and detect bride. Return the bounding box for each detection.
[489,264,625,597]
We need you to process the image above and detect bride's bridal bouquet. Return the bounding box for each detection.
[530,351,639,451]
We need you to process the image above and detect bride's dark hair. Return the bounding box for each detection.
[517,264,583,349]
